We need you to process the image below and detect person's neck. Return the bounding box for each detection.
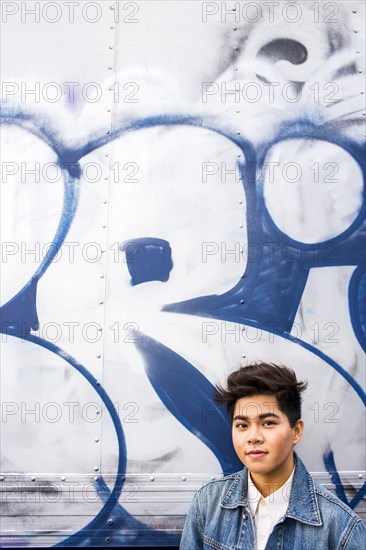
[249,454,295,498]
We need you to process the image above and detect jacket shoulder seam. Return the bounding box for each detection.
[198,472,240,492]
[339,516,363,549]
[314,485,358,518]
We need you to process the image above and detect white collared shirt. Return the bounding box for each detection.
[247,467,295,550]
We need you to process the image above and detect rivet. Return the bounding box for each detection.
[359,473,364,479]
[0,476,4,481]
[99,300,104,305]
[95,438,99,443]
[352,10,356,13]
[237,131,241,135]
[102,224,106,228]
[94,466,99,472]
[240,299,245,304]
[97,354,102,358]
[361,92,364,95]
[107,109,111,112]
[96,410,101,415]
[110,26,114,29]
[354,30,358,33]
[106,130,110,135]
[150,476,155,481]
[233,27,237,30]
[108,519,114,526]
[236,110,240,113]
[329,474,333,479]
[109,46,114,50]
[109,5,114,9]
[181,476,186,481]
[232,7,236,10]
[98,328,103,333]
[239,224,243,228]
[234,67,238,71]
[100,275,105,279]
[61,476,66,482]
[96,382,101,386]
[242,354,246,358]
[105,153,109,157]
[105,537,111,544]
[240,248,243,253]
[31,477,36,482]
[210,476,215,480]
[234,47,238,51]
[103,200,108,204]
[108,66,113,70]
[356,50,360,53]
[94,476,99,481]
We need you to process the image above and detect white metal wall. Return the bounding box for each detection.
[1,1,365,546]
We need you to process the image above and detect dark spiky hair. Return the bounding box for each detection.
[215,362,308,427]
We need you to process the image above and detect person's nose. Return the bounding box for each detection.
[247,423,263,444]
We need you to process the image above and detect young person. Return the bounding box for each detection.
[180,362,365,549]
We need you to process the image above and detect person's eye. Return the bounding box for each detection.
[235,423,247,429]
[263,420,276,426]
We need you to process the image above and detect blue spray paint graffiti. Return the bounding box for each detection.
[1,90,365,546]
[123,238,173,286]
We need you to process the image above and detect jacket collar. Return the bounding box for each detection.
[221,453,322,526]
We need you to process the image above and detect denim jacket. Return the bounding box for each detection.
[180,455,366,549]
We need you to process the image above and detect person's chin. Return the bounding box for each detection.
[243,461,271,474]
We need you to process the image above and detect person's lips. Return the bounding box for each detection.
[247,450,268,458]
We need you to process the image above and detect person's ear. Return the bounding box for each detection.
[292,419,304,445]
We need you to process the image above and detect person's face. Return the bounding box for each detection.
[232,394,303,480]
